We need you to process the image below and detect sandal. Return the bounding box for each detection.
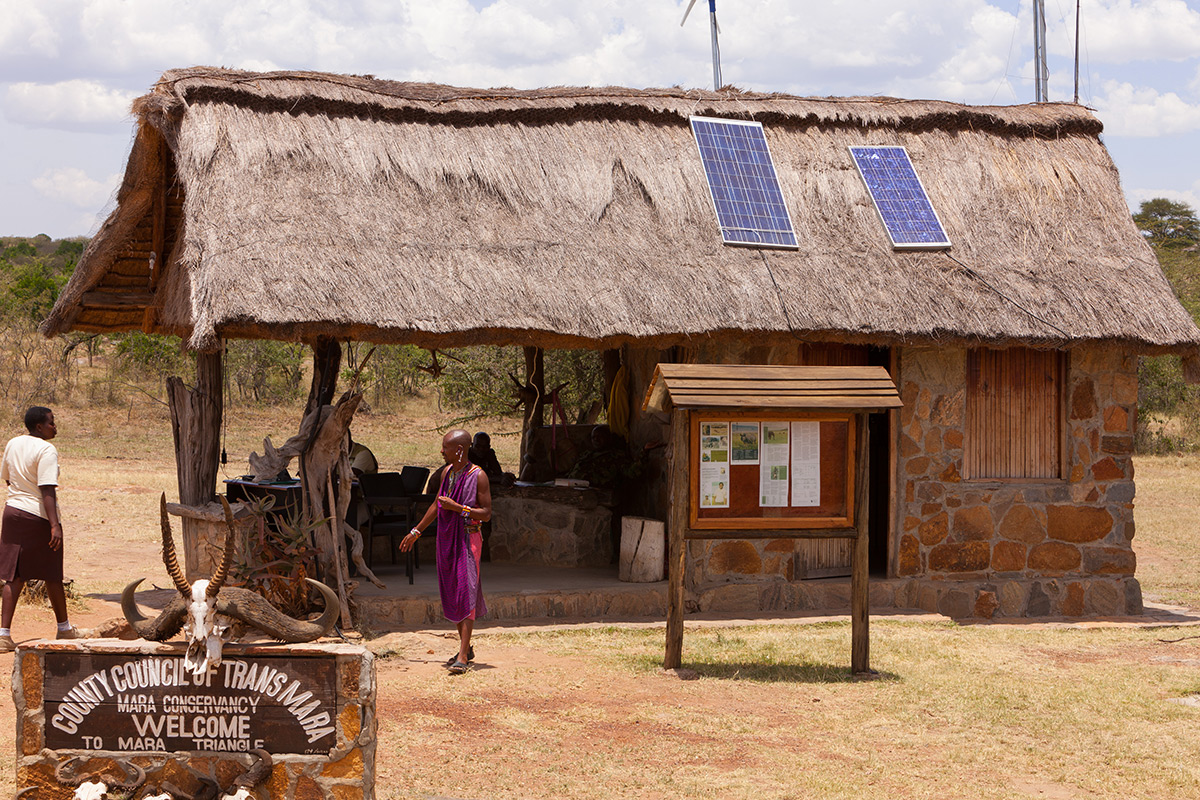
[449,659,469,675]
[444,646,474,667]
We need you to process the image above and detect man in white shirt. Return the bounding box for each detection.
[0,406,79,652]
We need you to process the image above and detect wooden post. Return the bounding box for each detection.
[306,337,342,417]
[519,346,546,466]
[664,408,689,669]
[851,412,872,675]
[166,349,223,580]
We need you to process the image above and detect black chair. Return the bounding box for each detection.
[358,472,420,582]
[400,465,430,496]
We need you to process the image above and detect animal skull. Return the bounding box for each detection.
[122,494,340,652]
[56,758,145,800]
[183,578,232,678]
[72,781,106,800]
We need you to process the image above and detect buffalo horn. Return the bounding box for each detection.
[215,580,340,642]
[160,494,191,595]
[121,578,188,641]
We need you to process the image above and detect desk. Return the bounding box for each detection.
[489,485,614,567]
[224,478,303,526]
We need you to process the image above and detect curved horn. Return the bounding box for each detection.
[105,761,146,790]
[54,756,86,786]
[215,580,341,642]
[14,787,37,799]
[233,749,274,790]
[121,579,188,641]
[206,496,237,598]
[161,494,190,595]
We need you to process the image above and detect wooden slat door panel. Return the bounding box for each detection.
[966,348,1063,480]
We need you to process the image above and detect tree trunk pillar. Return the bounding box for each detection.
[167,348,223,580]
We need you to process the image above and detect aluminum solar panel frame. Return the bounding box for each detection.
[849,146,952,250]
[690,116,799,250]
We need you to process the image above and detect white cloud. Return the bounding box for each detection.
[32,168,120,209]
[1127,185,1200,214]
[1056,0,1200,64]
[4,80,137,129]
[1094,79,1200,135]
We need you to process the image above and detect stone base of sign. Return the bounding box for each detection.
[12,639,375,800]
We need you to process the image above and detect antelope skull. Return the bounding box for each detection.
[122,495,340,671]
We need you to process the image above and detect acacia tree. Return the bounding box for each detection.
[1133,198,1200,249]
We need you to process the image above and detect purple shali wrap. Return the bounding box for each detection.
[436,464,487,622]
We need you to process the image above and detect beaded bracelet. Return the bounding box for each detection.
[460,505,472,519]
[409,527,421,538]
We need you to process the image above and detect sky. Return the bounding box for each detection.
[2,0,1199,239]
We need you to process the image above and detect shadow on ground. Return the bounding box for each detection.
[677,660,900,683]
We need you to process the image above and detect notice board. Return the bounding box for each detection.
[689,410,854,530]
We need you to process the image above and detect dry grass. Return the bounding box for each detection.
[2,396,1200,799]
[379,622,1200,799]
[1128,454,1200,610]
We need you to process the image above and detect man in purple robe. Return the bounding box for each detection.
[400,429,492,674]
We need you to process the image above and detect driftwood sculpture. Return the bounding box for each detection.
[122,495,339,676]
[246,394,385,603]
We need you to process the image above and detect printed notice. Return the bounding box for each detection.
[730,422,760,465]
[699,421,730,508]
[759,422,789,507]
[790,421,820,507]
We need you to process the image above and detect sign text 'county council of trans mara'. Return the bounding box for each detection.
[43,653,339,754]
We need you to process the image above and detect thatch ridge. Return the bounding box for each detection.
[44,66,1199,357]
[136,67,1103,139]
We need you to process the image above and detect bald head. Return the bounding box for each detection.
[444,429,471,449]
[441,429,472,466]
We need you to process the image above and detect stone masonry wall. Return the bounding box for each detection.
[12,640,376,800]
[894,345,1142,618]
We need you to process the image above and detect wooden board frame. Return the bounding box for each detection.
[687,409,855,533]
[665,408,873,676]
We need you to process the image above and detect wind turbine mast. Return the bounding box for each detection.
[681,0,723,90]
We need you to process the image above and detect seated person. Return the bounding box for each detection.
[567,424,629,490]
[468,432,504,481]
[426,463,447,494]
[349,437,378,477]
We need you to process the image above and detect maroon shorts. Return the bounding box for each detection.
[0,505,63,582]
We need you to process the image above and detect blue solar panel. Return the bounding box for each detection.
[849,146,951,249]
[690,116,798,249]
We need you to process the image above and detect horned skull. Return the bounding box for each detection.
[122,494,340,671]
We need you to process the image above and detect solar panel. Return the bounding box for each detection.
[690,116,798,249]
[849,146,951,249]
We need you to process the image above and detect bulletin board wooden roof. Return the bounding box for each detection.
[641,364,902,412]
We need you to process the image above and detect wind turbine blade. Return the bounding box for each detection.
[681,0,699,26]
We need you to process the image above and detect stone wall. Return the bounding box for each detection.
[491,486,614,567]
[12,640,376,800]
[894,345,1142,618]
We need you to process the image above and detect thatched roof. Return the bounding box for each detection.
[42,66,1200,357]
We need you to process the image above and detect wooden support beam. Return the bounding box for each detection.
[851,413,872,676]
[166,349,224,581]
[664,408,689,669]
[519,346,546,467]
[80,291,155,308]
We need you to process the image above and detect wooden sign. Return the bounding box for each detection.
[43,653,339,755]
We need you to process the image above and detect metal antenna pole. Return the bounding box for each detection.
[1073,0,1081,103]
[1033,0,1049,102]
[708,0,722,90]
[682,0,723,91]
